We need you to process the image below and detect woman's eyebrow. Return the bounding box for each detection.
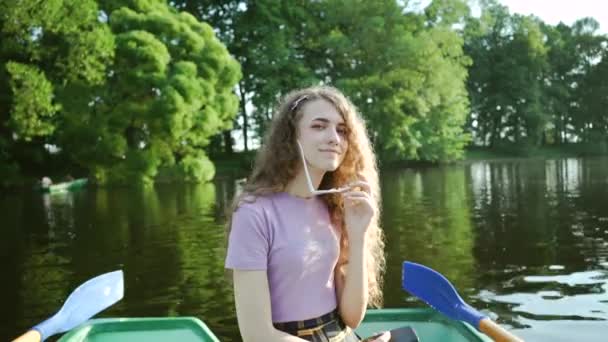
[311,117,345,125]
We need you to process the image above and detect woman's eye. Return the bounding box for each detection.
[312,124,325,130]
[337,128,347,135]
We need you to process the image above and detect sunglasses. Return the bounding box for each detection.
[296,140,351,195]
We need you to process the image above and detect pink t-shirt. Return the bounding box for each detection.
[225,192,341,323]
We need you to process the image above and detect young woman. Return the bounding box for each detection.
[225,86,390,342]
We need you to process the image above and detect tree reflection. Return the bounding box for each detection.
[381,165,475,307]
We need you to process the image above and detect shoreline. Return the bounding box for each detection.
[2,147,606,189]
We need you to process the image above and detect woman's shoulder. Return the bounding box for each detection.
[234,191,317,219]
[234,192,282,214]
[231,193,285,234]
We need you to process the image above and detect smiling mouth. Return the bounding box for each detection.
[320,149,340,155]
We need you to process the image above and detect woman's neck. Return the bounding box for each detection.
[285,167,325,198]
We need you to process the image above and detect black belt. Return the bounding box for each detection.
[274,309,342,332]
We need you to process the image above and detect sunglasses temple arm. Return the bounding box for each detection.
[297,141,318,193]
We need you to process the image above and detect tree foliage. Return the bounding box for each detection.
[2,0,607,187]
[1,0,240,186]
[465,0,608,151]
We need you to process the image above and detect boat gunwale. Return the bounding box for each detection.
[359,308,493,341]
[57,316,220,342]
[58,308,494,342]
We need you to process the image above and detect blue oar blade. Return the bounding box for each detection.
[402,262,485,328]
[33,270,124,340]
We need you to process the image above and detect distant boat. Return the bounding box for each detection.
[40,178,88,193]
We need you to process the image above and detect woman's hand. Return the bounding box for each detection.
[343,179,374,242]
[372,331,391,341]
[363,331,391,342]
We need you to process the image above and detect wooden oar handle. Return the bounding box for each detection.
[11,330,41,342]
[479,318,524,342]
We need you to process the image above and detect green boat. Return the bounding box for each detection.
[57,308,492,341]
[41,178,88,193]
[58,317,220,342]
[356,308,492,341]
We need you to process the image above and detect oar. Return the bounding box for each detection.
[402,262,524,342]
[12,270,124,342]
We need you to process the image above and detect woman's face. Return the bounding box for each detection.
[296,98,349,172]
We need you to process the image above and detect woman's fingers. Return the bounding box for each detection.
[371,331,391,342]
[343,191,372,206]
[347,180,371,194]
[343,190,369,198]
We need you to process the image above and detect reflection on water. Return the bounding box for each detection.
[380,165,477,307]
[485,270,608,320]
[464,158,608,341]
[1,157,607,341]
[0,182,239,341]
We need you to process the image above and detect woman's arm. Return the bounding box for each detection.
[233,269,308,342]
[337,180,376,329]
[335,238,368,329]
[336,244,391,342]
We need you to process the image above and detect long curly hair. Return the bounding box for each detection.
[228,85,385,307]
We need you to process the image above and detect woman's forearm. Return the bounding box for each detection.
[339,237,368,328]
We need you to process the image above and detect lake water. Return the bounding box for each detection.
[1,157,607,341]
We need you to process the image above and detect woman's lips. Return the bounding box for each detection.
[320,149,340,155]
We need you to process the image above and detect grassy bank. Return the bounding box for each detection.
[465,143,608,161]
[4,144,605,190]
[211,143,608,179]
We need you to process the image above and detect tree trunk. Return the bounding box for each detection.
[238,81,248,152]
[223,129,233,154]
[490,115,501,148]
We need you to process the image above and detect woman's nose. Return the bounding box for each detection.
[326,126,341,145]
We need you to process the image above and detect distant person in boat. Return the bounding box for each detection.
[225,86,389,341]
[41,176,53,188]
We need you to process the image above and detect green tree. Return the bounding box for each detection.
[173,0,317,152]
[0,0,240,187]
[0,0,114,185]
[465,1,608,152]
[541,22,579,145]
[465,1,548,149]
[309,0,471,161]
[178,0,472,162]
[73,0,242,185]
[541,19,606,146]
[576,42,608,150]
[567,19,607,146]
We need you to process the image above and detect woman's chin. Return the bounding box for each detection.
[310,157,342,172]
[309,162,336,172]
[323,161,341,172]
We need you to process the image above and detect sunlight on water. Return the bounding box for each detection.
[465,158,608,341]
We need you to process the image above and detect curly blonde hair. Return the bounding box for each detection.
[228,85,385,307]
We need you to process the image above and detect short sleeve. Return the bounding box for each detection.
[225,205,269,270]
